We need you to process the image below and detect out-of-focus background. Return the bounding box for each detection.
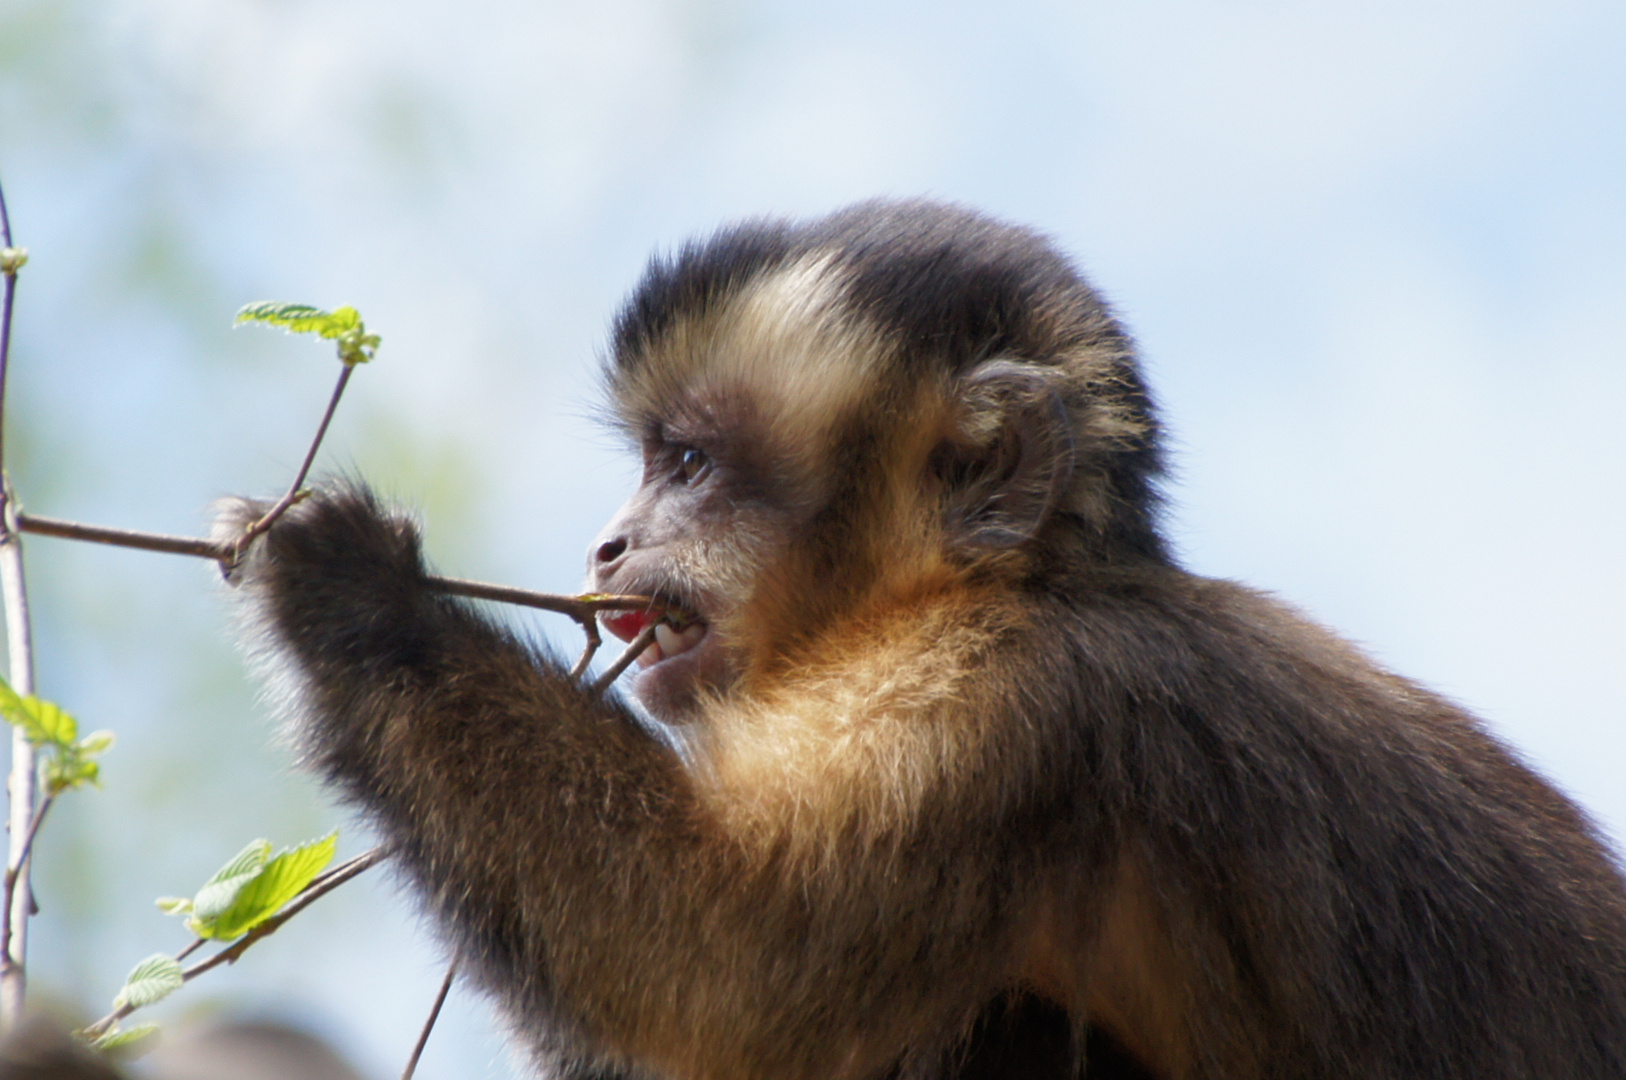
[0,0,1622,1076]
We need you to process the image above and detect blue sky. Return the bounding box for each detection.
[1,1,1622,1075]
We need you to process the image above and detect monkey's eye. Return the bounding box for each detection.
[675,446,711,484]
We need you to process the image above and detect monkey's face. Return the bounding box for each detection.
[588,230,1148,720]
[590,421,806,723]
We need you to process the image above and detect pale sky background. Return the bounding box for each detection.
[1,1,1622,1077]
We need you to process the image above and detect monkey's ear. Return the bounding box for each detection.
[937,360,1076,552]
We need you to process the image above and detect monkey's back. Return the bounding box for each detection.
[1051,568,1626,1079]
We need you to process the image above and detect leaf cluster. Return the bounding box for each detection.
[0,679,112,795]
[157,833,338,941]
[84,833,338,1052]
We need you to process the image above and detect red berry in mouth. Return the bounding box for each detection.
[602,609,654,644]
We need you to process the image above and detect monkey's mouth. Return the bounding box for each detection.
[601,605,709,669]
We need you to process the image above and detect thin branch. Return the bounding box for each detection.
[568,617,603,681]
[0,172,36,1034]
[82,845,391,1040]
[15,510,665,681]
[13,512,656,617]
[0,172,12,247]
[2,795,51,901]
[591,620,660,694]
[17,513,227,560]
[0,186,18,476]
[0,791,49,1013]
[400,958,458,1080]
[425,576,653,619]
[232,364,355,553]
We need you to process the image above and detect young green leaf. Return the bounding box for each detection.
[44,754,98,795]
[26,698,77,745]
[154,897,192,915]
[91,1022,160,1054]
[0,677,77,749]
[234,302,358,337]
[111,955,184,1011]
[235,301,381,365]
[187,839,273,934]
[205,832,338,941]
[76,730,116,756]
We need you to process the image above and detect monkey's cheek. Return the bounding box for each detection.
[626,631,730,724]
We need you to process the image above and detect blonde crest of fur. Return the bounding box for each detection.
[614,253,892,500]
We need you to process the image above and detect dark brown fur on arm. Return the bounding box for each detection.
[221,487,1068,1080]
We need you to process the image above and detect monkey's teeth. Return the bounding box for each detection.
[636,641,665,669]
[653,621,707,661]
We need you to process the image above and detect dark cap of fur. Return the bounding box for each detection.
[608,199,1168,562]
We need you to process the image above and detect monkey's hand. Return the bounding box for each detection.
[211,483,600,802]
[214,485,437,671]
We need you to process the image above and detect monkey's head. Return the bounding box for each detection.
[591,200,1165,722]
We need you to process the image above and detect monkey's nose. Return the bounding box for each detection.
[595,537,629,564]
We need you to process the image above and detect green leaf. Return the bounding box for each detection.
[76,730,116,756]
[188,839,272,930]
[111,955,183,1011]
[235,301,359,338]
[155,896,192,915]
[44,754,98,795]
[206,832,338,940]
[91,1022,160,1054]
[0,678,78,749]
[27,698,77,745]
[0,678,23,723]
[235,301,380,366]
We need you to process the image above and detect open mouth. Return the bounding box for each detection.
[600,604,708,669]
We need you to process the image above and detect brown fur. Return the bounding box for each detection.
[224,200,1626,1079]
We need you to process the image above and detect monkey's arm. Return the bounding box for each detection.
[223,487,1023,1080]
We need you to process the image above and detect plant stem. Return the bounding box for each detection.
[16,513,227,560]
[0,173,36,1034]
[591,620,660,694]
[4,796,52,899]
[13,512,653,615]
[232,364,354,553]
[400,958,457,1080]
[0,796,52,962]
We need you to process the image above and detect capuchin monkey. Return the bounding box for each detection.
[217,199,1626,1079]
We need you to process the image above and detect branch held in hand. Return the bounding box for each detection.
[13,512,663,686]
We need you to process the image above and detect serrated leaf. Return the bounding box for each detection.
[189,839,272,927]
[92,1022,160,1053]
[27,698,77,745]
[207,832,338,940]
[235,301,360,339]
[111,955,183,1011]
[155,896,192,915]
[236,301,379,365]
[0,679,77,749]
